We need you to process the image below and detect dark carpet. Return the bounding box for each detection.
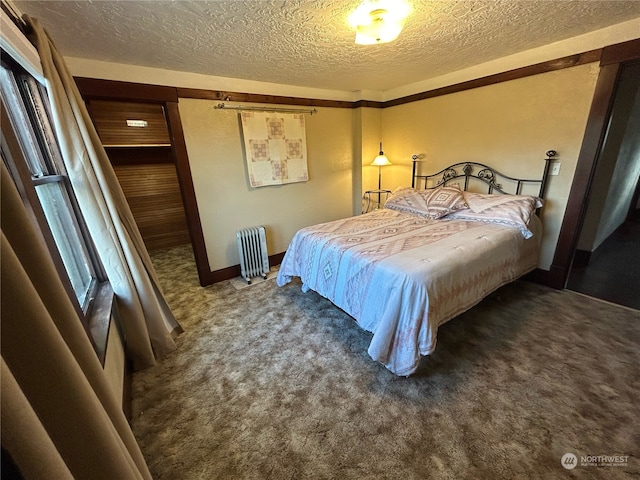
[567,213,640,310]
[132,245,640,479]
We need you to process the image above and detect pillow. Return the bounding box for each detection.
[463,192,543,213]
[384,185,467,219]
[446,192,543,238]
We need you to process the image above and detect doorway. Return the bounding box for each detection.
[86,99,191,251]
[75,77,212,286]
[565,62,640,310]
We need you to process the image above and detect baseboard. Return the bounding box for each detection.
[523,268,550,286]
[573,220,631,270]
[572,249,592,268]
[202,251,286,285]
[546,264,569,289]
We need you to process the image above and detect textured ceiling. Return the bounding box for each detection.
[13,0,640,93]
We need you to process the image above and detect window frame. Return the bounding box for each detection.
[1,56,112,363]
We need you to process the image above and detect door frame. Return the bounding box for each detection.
[75,78,212,286]
[548,38,640,288]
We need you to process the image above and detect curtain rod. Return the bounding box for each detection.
[215,103,317,115]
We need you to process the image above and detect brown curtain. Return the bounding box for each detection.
[24,15,182,369]
[0,163,152,479]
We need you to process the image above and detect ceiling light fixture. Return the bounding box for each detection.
[348,0,411,45]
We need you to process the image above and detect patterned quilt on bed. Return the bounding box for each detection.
[276,209,541,376]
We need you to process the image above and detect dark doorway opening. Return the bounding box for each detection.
[566,62,640,310]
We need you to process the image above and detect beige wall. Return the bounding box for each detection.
[380,64,600,269]
[359,108,384,210]
[181,61,600,274]
[58,15,640,274]
[68,59,603,273]
[179,99,354,270]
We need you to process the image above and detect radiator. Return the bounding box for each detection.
[236,226,270,284]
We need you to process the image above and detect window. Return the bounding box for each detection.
[1,58,103,315]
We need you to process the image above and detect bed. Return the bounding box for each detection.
[276,151,556,376]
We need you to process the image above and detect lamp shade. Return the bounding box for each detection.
[371,141,392,166]
[371,154,391,166]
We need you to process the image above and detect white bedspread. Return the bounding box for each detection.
[276,209,541,376]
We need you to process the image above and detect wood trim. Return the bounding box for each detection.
[546,40,640,289]
[88,281,114,366]
[164,101,212,286]
[75,78,213,285]
[208,252,287,283]
[75,77,178,102]
[546,265,569,290]
[174,49,602,110]
[572,250,593,269]
[354,99,385,109]
[209,264,240,284]
[3,97,119,363]
[385,50,602,107]
[523,268,550,285]
[177,87,355,109]
[600,38,640,66]
[270,252,286,270]
[548,62,623,288]
[72,44,627,114]
[71,40,637,286]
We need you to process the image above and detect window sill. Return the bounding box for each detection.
[87,281,115,366]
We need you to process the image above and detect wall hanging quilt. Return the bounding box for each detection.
[240,111,309,187]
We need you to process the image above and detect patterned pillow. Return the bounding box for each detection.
[384,185,467,219]
[464,192,543,213]
[446,192,543,238]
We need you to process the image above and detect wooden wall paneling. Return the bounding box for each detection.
[77,83,195,253]
[104,145,174,165]
[112,162,190,251]
[88,100,171,146]
[74,79,204,275]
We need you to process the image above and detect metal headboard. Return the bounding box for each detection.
[411,150,557,200]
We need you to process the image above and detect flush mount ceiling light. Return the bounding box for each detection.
[348,0,411,45]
